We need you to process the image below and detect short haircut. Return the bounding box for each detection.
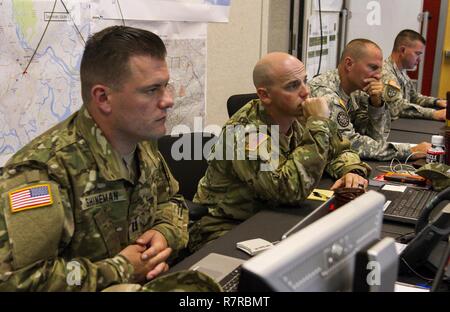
[393,29,426,52]
[339,38,381,63]
[253,62,274,88]
[80,26,167,104]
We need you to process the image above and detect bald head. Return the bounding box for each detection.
[339,39,381,64]
[253,52,304,89]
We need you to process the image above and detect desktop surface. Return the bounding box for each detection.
[391,118,445,134]
[171,119,447,289]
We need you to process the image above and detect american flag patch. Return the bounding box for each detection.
[8,184,53,213]
[247,132,269,151]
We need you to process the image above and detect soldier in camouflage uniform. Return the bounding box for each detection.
[382,29,447,121]
[189,52,371,252]
[0,26,192,291]
[308,39,431,161]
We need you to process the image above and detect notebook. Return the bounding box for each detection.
[188,197,336,292]
[379,184,438,224]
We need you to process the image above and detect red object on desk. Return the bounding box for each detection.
[383,172,427,186]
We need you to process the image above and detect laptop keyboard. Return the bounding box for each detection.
[220,267,242,292]
[384,188,437,223]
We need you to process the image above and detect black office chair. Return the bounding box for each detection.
[158,132,218,221]
[226,93,258,117]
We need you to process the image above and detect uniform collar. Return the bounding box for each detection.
[255,99,302,153]
[330,69,358,112]
[255,99,273,127]
[75,106,138,183]
[387,56,408,82]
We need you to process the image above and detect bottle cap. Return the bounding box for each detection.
[431,135,444,146]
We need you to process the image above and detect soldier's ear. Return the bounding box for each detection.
[399,46,407,55]
[344,56,354,71]
[257,87,271,105]
[91,84,112,114]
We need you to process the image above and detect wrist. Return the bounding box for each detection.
[369,97,383,107]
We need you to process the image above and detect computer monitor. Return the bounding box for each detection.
[238,191,387,292]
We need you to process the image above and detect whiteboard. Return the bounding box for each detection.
[346,0,423,58]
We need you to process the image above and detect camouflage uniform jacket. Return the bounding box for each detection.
[382,57,438,120]
[308,69,411,161]
[0,106,188,291]
[189,100,370,251]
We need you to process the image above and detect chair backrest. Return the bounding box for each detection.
[157,132,218,201]
[226,93,258,117]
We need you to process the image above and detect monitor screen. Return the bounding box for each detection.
[238,191,385,292]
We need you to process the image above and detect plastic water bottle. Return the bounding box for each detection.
[426,135,446,164]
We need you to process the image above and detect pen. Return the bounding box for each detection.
[313,191,330,200]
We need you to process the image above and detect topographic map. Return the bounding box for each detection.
[0,0,219,163]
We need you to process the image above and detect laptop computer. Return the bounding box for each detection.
[378,184,438,224]
[189,197,336,292]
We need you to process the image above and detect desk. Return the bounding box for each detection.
[388,129,432,144]
[172,159,414,273]
[172,200,414,272]
[391,118,444,135]
[170,121,444,286]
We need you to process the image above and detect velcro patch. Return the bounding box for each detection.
[8,184,53,213]
[387,80,400,90]
[337,111,350,128]
[246,132,269,151]
[80,189,127,210]
[385,85,399,100]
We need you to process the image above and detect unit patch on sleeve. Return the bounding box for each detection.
[246,132,269,151]
[336,111,350,127]
[385,80,401,100]
[8,184,53,213]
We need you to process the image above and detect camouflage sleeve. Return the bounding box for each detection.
[230,117,334,205]
[388,142,413,160]
[0,165,134,291]
[151,152,189,255]
[324,92,406,160]
[382,77,435,120]
[398,104,435,120]
[324,122,371,179]
[408,80,437,108]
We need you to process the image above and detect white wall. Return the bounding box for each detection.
[205,0,290,128]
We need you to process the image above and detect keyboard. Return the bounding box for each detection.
[220,266,242,292]
[383,188,437,224]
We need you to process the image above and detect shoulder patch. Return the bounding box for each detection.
[8,183,53,213]
[385,84,400,100]
[336,111,350,128]
[246,132,269,151]
[387,80,400,90]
